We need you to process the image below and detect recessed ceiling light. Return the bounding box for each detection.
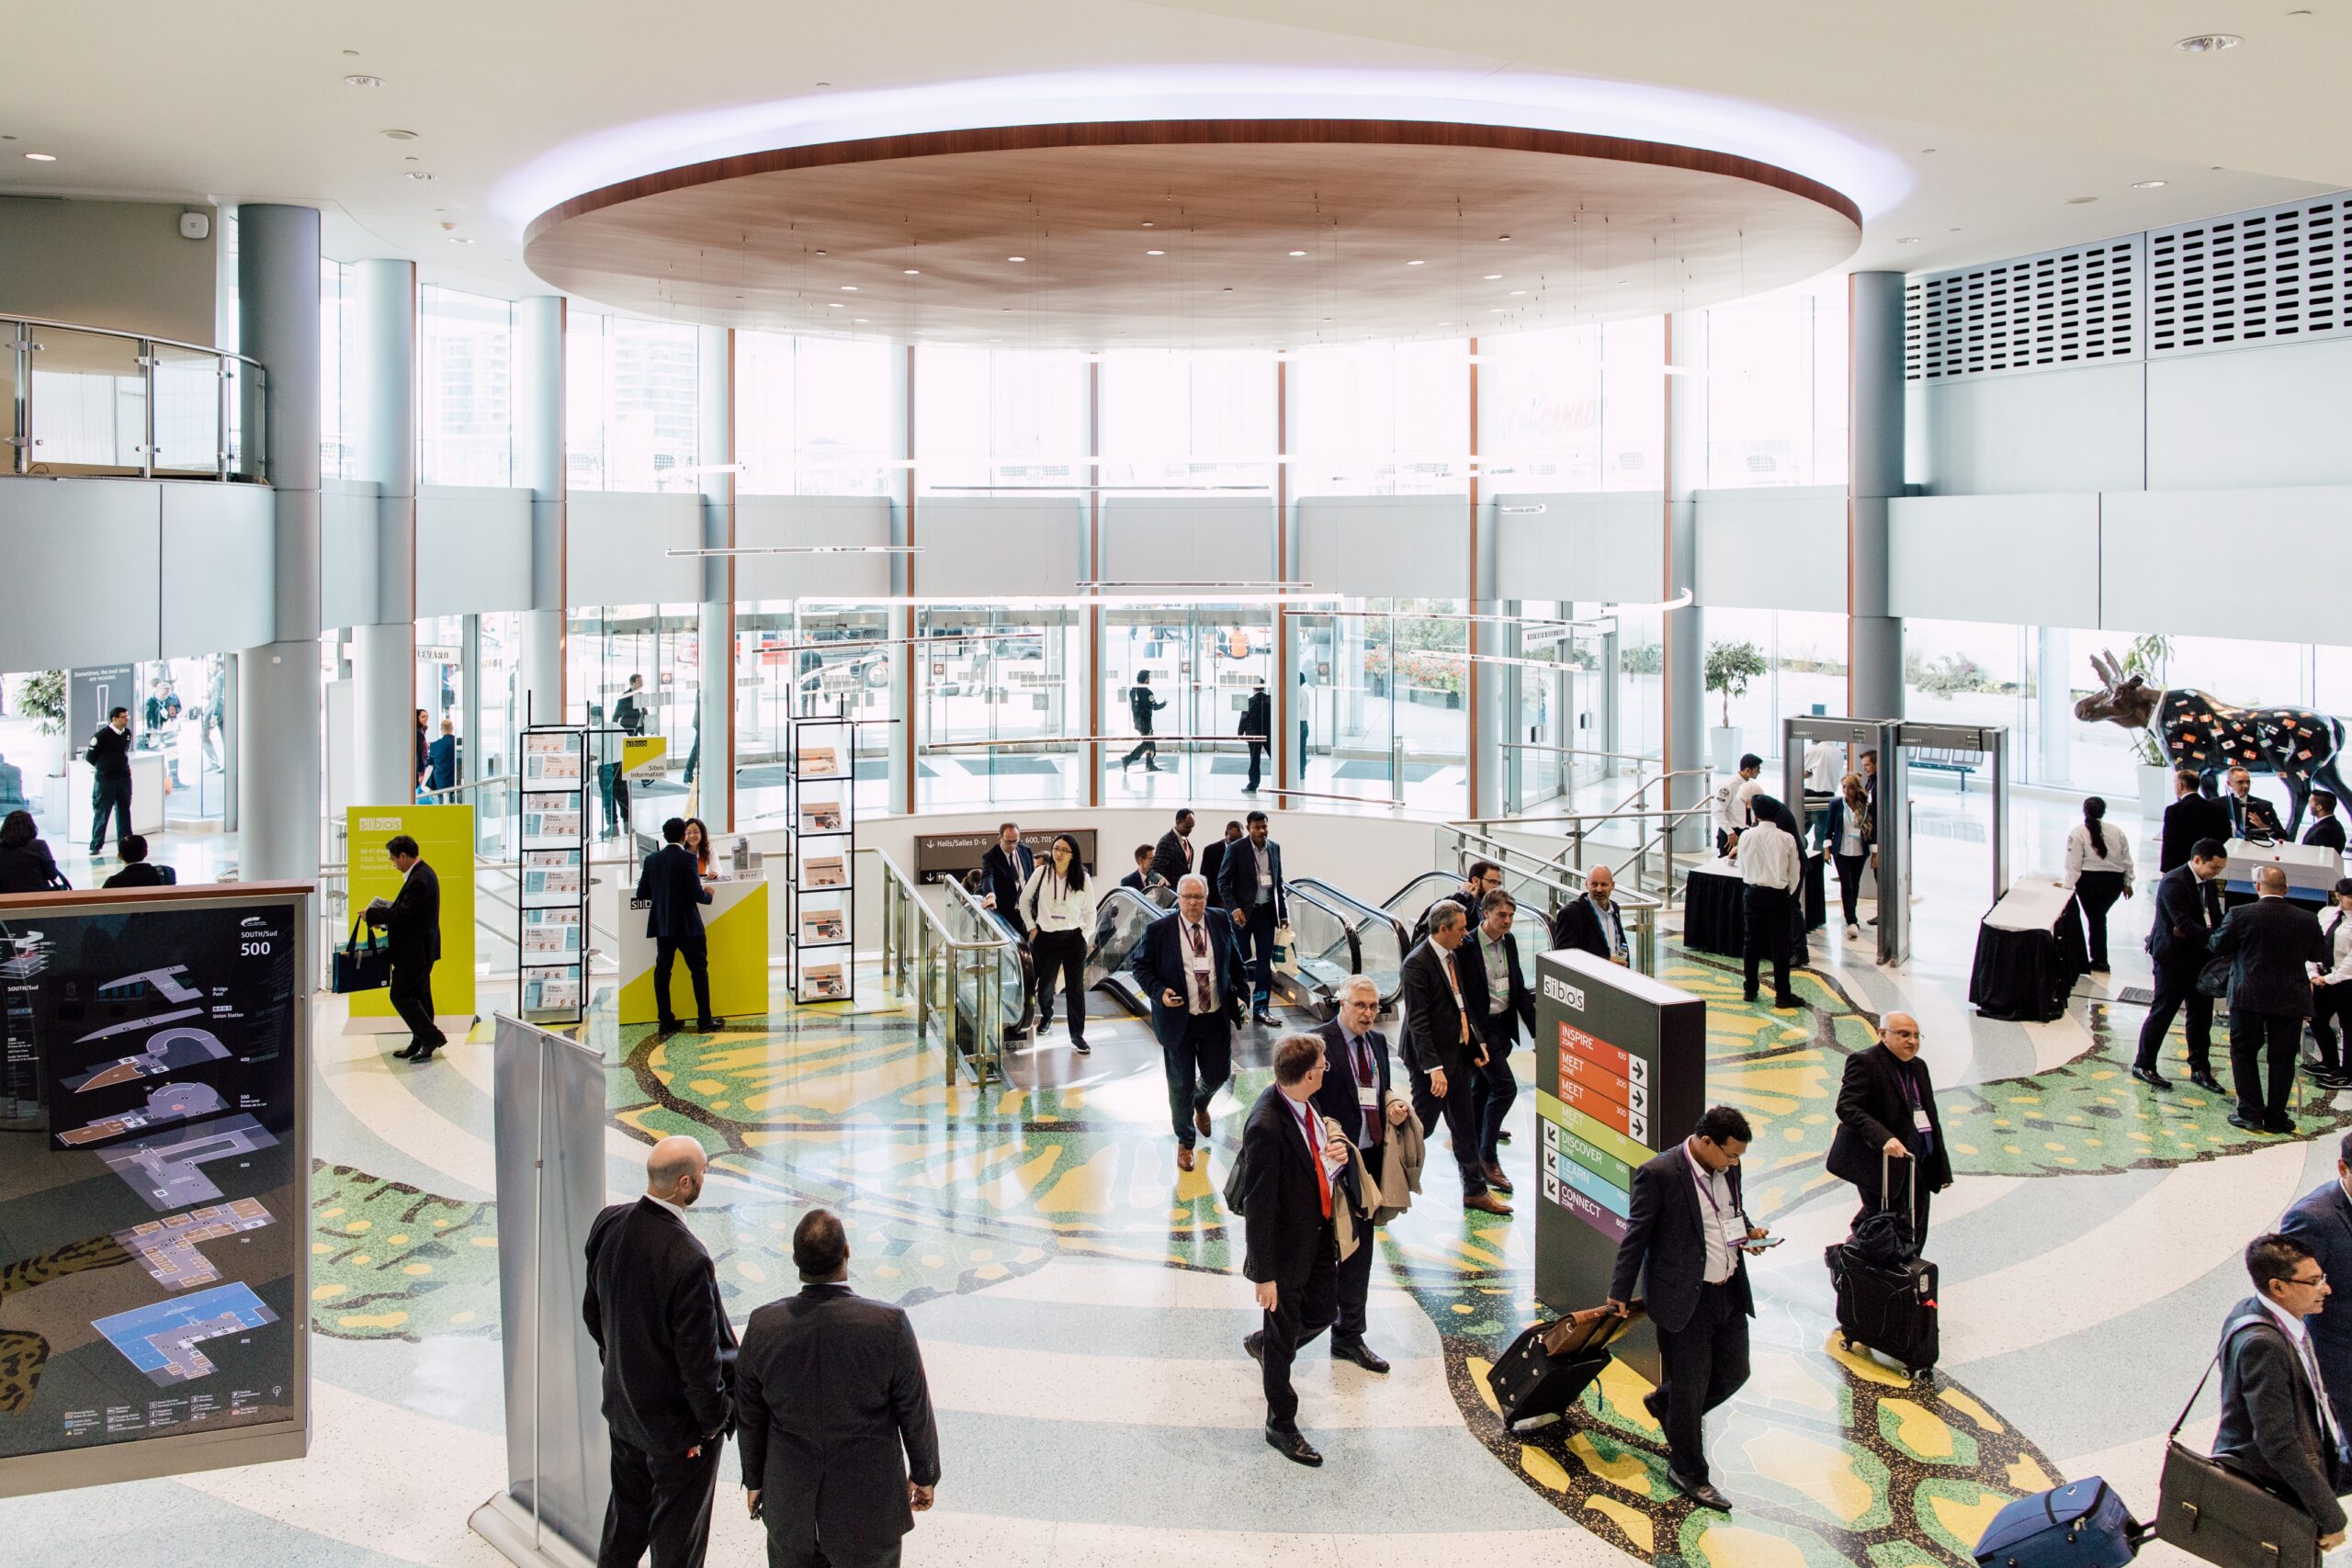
[903,268,920,275]
[1509,289,1527,295]
[1007,255,1025,263]
[343,73,385,87]
[1406,259,1426,265]
[1145,249,1164,256]
[22,152,56,162]
[839,285,857,291]
[2065,196,2099,205]
[1287,250,1306,257]
[448,236,473,245]
[402,170,435,181]
[1483,274,1502,280]
[2132,178,2169,189]
[1893,236,1920,244]
[827,301,844,308]
[1497,234,1512,243]
[2175,32,2242,51]
[1141,221,1155,228]
[382,129,418,141]
[852,317,866,322]
[1490,307,1506,313]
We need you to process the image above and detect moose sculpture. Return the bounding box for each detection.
[2074,649,2350,838]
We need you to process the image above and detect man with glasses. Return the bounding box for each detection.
[1133,874,1248,1172]
[2214,1234,2349,1551]
[1310,975,1412,1374]
[1826,1013,1951,1248]
[2278,1134,2352,1438]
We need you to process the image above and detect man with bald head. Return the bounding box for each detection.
[2210,864,2333,1134]
[1553,863,1632,966]
[584,1135,738,1568]
[1826,1013,1951,1248]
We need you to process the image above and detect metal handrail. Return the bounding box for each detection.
[1435,824,1666,974]
[875,854,1024,1089]
[6,310,268,482]
[417,773,517,803]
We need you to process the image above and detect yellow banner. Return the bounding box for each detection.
[621,735,669,781]
[618,878,770,1025]
[345,804,476,1026]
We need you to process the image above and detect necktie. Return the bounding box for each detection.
[1298,1100,1330,1219]
[1443,950,1467,1043]
[1187,922,1212,1012]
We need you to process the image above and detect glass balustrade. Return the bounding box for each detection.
[5,315,266,480]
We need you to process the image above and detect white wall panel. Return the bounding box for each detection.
[1102,498,1275,582]
[417,486,533,617]
[1491,493,1661,604]
[2146,337,2352,491]
[736,497,893,600]
[911,497,1082,598]
[320,479,379,630]
[2103,486,2352,642]
[1694,487,1846,612]
[160,482,274,656]
[565,491,702,607]
[1889,493,2098,627]
[1917,361,2145,496]
[0,478,161,669]
[1297,497,1467,599]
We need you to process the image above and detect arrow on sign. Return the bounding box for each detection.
[1630,1110,1649,1141]
[1628,1056,1649,1086]
[1630,1083,1648,1112]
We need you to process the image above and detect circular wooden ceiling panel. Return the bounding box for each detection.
[525,120,1862,349]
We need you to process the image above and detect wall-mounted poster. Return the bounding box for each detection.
[0,885,310,1496]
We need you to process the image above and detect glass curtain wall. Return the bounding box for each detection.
[565,311,700,492]
[917,607,1082,807]
[1702,287,1849,488]
[1702,608,1851,765]
[736,333,895,494]
[734,604,891,825]
[417,287,514,486]
[1292,601,1468,814]
[566,605,702,842]
[1102,604,1275,803]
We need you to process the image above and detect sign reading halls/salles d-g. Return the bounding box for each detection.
[1532,948,1706,1383]
[345,805,475,1030]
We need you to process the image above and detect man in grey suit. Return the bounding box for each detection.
[2278,1135,2352,1439]
[2211,864,2333,1134]
[2213,1233,2348,1551]
[737,1209,941,1568]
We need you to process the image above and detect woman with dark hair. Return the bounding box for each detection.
[1822,772,1875,942]
[0,809,67,893]
[2061,795,2134,972]
[413,708,431,791]
[682,817,716,880]
[1020,833,1096,1055]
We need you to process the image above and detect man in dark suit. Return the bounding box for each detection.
[366,833,446,1063]
[1398,902,1508,1215]
[1218,811,1290,1026]
[1462,889,1537,1195]
[737,1209,940,1568]
[1151,809,1195,888]
[1826,1012,1951,1247]
[425,718,458,794]
[2277,1135,2352,1438]
[85,705,134,855]
[638,817,720,1034]
[2134,839,2230,1093]
[1199,819,1242,909]
[1239,678,1272,794]
[1311,975,1408,1373]
[1419,862,1501,947]
[1554,863,1633,966]
[1120,669,1166,773]
[1605,1106,1770,1513]
[100,833,176,888]
[2160,770,2233,874]
[2211,864,2332,1134]
[1238,1032,1353,1467]
[2305,790,2347,854]
[1132,874,1248,1171]
[1118,844,1169,896]
[2227,765,2289,841]
[583,1136,737,1568]
[977,823,1035,941]
[2212,1234,2349,1551]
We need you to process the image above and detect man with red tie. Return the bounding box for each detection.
[1239,1032,1352,1467]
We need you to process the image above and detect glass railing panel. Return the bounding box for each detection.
[1383,870,1462,927]
[229,358,266,479]
[1283,891,1357,998]
[1086,886,1166,988]
[152,344,220,474]
[1,321,17,473]
[27,326,144,470]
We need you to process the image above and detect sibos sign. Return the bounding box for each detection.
[1542,975,1585,1012]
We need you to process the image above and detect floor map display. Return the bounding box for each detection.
[1531,948,1704,1382]
[0,893,305,1480]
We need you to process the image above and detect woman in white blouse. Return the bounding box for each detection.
[1022,833,1097,1055]
[2059,795,2134,973]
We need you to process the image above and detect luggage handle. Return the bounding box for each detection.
[1880,1147,1917,1235]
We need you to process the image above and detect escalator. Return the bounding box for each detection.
[1084,883,1174,1016]
[1385,868,1565,961]
[1081,877,1413,1022]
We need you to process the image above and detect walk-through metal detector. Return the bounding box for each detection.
[1782,717,2009,967]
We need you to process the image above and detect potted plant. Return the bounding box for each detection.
[2117,634,2176,819]
[1703,640,1768,774]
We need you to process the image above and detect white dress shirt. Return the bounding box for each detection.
[1682,1142,1739,1285]
[1021,865,1095,934]
[2313,906,2352,987]
[2260,1295,2348,1454]
[1180,917,1219,1013]
[2063,823,2135,889]
[1804,741,1840,794]
[1737,821,1804,892]
[1711,779,1755,840]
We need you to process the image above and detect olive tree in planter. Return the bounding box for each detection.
[1703,641,1769,775]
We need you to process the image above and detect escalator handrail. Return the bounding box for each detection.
[1277,880,1368,992]
[1085,884,1176,1015]
[1284,876,1415,1003]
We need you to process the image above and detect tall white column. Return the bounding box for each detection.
[1664,311,1708,852]
[514,297,567,728]
[1849,272,1905,720]
[350,259,417,810]
[234,204,322,882]
[696,325,733,829]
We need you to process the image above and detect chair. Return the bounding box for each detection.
[0,757,28,814]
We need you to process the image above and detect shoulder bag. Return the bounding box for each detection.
[332,917,392,994]
[2154,1315,2323,1568]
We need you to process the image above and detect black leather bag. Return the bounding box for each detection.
[2154,1316,2323,1568]
[332,918,392,994]
[2196,953,2234,1001]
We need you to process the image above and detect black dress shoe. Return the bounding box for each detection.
[1070,1038,1091,1055]
[2190,1071,2227,1094]
[1668,1470,1733,1511]
[409,1046,438,1065]
[1242,1331,1264,1365]
[2268,1115,2299,1134]
[2130,1066,2172,1089]
[2228,1113,2276,1134]
[1332,1339,1390,1374]
[392,1043,419,1060]
[656,1018,683,1034]
[1497,1129,1513,1145]
[1252,1011,1278,1028]
[694,1017,723,1032]
[1642,1389,1666,1424]
[1265,1426,1323,1466]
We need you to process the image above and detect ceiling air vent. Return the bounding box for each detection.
[2148,196,2346,355]
[1904,236,2143,383]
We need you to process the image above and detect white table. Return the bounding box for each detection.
[2224,836,2342,903]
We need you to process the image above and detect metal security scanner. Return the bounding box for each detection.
[1781,717,2008,967]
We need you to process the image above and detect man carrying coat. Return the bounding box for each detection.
[1132,874,1249,1171]
[1826,1012,1951,1247]
[1310,975,1411,1374]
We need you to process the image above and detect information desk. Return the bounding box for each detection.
[617,875,772,1026]
[1967,881,2090,1022]
[1680,853,1826,958]
[1532,949,1706,1384]
[2222,837,2342,908]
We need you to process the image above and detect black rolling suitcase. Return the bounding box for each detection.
[1824,1155,1939,1377]
[1487,1304,1641,1427]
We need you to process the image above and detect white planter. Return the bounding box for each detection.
[2137,762,2173,821]
[1710,726,1745,776]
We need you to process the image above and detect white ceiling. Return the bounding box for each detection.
[0,0,2336,314]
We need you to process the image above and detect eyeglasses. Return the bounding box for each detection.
[2289,1273,2330,1288]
